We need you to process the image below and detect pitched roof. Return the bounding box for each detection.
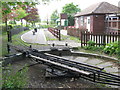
[75,2,119,17]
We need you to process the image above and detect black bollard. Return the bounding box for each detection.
[52,43,55,47]
[30,45,32,49]
[65,43,68,46]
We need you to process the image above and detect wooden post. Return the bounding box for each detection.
[30,45,32,49]
[9,30,12,43]
[7,30,10,42]
[7,44,10,53]
[112,32,114,42]
[59,29,61,41]
[103,33,106,46]
[81,31,83,47]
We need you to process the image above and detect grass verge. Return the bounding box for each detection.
[61,35,81,43]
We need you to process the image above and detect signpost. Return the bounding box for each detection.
[59,13,68,41]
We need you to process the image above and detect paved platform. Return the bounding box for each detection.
[21,29,81,47]
[21,29,47,44]
[44,29,81,47]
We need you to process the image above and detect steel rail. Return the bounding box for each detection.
[29,52,120,86]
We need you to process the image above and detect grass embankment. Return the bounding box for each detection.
[73,46,119,60]
[45,33,81,43]
[12,30,31,46]
[1,30,31,56]
[12,30,48,46]
[61,35,81,43]
[2,29,49,56]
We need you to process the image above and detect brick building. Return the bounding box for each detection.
[74,2,120,34]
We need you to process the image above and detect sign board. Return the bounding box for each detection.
[60,13,68,19]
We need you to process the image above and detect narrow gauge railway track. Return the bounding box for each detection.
[8,44,120,86]
[29,51,120,86]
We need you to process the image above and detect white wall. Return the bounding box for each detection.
[75,17,79,28]
[86,16,90,32]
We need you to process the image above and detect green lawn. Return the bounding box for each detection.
[61,35,81,43]
[12,30,31,46]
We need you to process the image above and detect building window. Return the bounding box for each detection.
[81,16,84,26]
[109,22,111,27]
[113,18,117,20]
[88,19,90,24]
[112,22,117,27]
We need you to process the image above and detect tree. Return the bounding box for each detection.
[50,10,59,24]
[2,1,60,31]
[2,2,38,31]
[62,3,80,26]
[23,7,40,27]
[14,8,28,26]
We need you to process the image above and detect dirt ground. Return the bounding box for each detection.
[9,57,107,88]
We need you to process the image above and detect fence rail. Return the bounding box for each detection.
[48,28,61,41]
[67,28,119,47]
[81,31,119,47]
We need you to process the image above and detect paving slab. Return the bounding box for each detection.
[62,56,74,60]
[96,62,113,68]
[73,57,89,63]
[104,67,119,73]
[85,58,104,65]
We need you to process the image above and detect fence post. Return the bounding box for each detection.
[81,31,83,47]
[103,33,106,46]
[7,44,10,53]
[58,29,61,41]
[9,30,12,43]
[7,29,12,53]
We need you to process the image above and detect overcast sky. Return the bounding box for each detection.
[36,0,120,21]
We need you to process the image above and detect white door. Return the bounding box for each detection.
[75,18,79,28]
[87,16,90,32]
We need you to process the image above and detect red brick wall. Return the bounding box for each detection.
[67,28,87,38]
[92,15,105,34]
[118,20,120,29]
[90,15,94,32]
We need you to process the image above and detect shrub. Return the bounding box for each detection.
[83,40,104,51]
[9,21,16,24]
[103,41,118,55]
[87,40,95,46]
[84,40,95,50]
